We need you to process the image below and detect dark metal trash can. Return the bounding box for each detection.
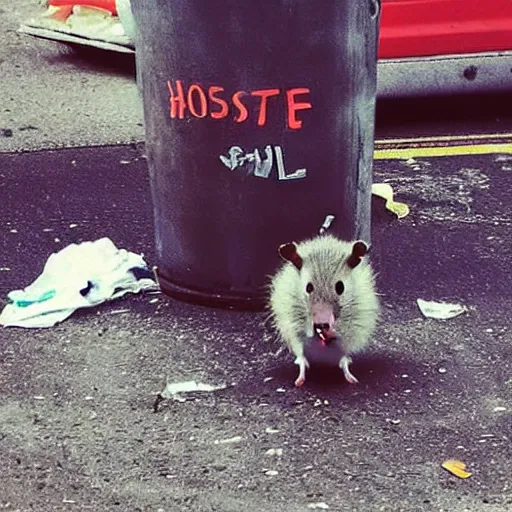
[131,0,380,310]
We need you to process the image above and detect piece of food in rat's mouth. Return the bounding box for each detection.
[315,327,327,341]
[315,327,336,344]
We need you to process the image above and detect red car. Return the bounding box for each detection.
[378,0,512,97]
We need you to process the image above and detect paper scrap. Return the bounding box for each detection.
[308,503,330,510]
[160,380,228,399]
[372,183,410,219]
[417,299,468,319]
[441,459,472,479]
[153,379,229,411]
[214,436,243,445]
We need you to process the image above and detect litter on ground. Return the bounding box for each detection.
[416,298,468,319]
[0,237,157,328]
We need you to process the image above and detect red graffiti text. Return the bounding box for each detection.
[167,80,312,131]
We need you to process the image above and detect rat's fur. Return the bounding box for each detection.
[268,234,380,386]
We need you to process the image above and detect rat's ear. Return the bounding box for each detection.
[346,240,369,269]
[278,242,303,270]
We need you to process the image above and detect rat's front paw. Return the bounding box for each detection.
[294,356,309,388]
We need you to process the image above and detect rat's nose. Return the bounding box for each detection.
[313,323,330,332]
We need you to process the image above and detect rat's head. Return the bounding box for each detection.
[278,238,369,343]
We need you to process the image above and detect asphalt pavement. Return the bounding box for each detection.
[1,2,512,512]
[2,142,512,512]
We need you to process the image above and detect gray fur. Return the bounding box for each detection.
[268,234,380,385]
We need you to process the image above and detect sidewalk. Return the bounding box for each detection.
[0,1,143,153]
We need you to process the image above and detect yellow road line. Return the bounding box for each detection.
[374,143,512,160]
[375,132,512,145]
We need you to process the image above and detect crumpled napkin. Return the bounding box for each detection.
[0,237,157,328]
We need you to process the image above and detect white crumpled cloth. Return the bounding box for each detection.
[0,238,157,328]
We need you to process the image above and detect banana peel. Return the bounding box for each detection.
[442,459,472,479]
[372,183,410,219]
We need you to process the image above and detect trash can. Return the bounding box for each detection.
[131,0,380,310]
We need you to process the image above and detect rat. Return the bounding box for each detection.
[268,234,380,387]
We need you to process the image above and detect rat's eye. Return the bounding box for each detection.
[335,281,345,295]
[306,282,314,294]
